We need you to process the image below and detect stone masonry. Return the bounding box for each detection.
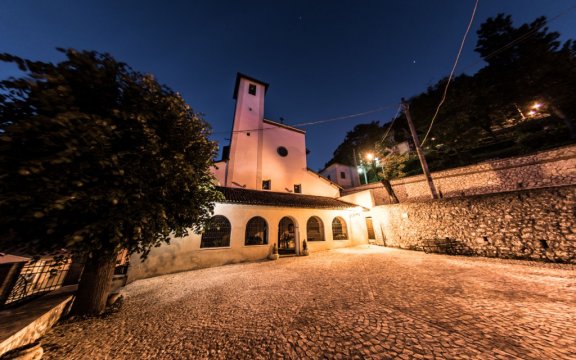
[349,144,576,204]
[374,185,576,263]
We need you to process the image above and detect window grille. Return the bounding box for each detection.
[332,217,348,240]
[201,215,231,248]
[307,216,325,241]
[245,217,268,245]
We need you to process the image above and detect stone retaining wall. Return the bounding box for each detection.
[373,185,576,263]
[364,144,576,204]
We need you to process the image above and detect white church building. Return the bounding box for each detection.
[128,74,382,281]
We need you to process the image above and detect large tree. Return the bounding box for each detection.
[475,14,576,138]
[0,49,223,315]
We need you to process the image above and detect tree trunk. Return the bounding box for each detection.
[548,102,576,139]
[70,251,117,316]
[381,179,399,204]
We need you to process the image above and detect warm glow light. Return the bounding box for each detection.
[528,110,536,116]
[357,167,363,173]
[366,153,374,161]
[532,102,542,110]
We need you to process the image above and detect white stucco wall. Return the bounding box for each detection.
[211,161,227,185]
[226,77,267,189]
[260,121,308,192]
[211,74,341,197]
[127,203,369,282]
[320,163,361,188]
[338,189,375,209]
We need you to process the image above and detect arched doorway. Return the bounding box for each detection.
[278,217,298,255]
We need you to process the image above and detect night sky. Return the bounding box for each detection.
[2,0,575,170]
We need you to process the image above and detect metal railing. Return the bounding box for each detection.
[4,258,71,306]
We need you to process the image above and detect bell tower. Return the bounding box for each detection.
[226,73,269,190]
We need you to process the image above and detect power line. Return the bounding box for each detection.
[380,104,403,144]
[210,103,398,136]
[421,0,479,146]
[212,3,576,141]
[292,104,397,127]
[417,3,576,146]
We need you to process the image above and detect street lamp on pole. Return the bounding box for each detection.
[357,165,368,184]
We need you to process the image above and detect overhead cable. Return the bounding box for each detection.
[420,0,480,146]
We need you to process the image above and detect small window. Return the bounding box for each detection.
[307,216,325,241]
[332,217,348,240]
[277,146,288,157]
[201,215,231,248]
[262,179,271,190]
[340,171,346,179]
[294,184,302,193]
[248,84,257,95]
[327,175,331,180]
[245,217,268,245]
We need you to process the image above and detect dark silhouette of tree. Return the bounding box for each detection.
[475,14,576,138]
[0,49,223,315]
[325,121,385,167]
[330,14,576,180]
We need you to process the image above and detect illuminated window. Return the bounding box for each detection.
[248,84,257,95]
[294,184,301,193]
[245,216,268,245]
[307,216,325,241]
[262,180,271,190]
[201,215,231,248]
[332,217,348,240]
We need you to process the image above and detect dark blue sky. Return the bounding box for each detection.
[2,0,576,170]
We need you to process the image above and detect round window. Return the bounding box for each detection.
[277,146,288,157]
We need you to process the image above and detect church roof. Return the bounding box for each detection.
[216,186,357,209]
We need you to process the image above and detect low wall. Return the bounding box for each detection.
[359,145,576,204]
[373,185,576,263]
[0,287,74,357]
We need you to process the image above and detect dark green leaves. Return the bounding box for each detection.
[0,49,223,259]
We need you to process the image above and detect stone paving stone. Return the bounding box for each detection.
[41,246,576,359]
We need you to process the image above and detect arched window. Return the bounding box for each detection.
[201,215,231,248]
[307,216,325,241]
[332,217,348,240]
[245,217,268,245]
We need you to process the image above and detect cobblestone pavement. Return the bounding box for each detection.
[42,246,576,359]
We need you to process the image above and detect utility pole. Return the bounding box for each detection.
[401,98,439,199]
[352,148,366,185]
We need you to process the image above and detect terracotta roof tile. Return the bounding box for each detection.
[216,186,357,209]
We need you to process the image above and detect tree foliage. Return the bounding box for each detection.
[0,49,223,313]
[325,121,385,167]
[327,13,576,180]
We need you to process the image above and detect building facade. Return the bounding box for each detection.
[128,74,381,282]
[319,163,361,189]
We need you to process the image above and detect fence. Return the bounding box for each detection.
[4,258,71,307]
[1,250,131,308]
